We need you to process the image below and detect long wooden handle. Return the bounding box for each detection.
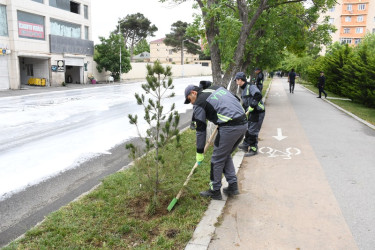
[176,127,218,199]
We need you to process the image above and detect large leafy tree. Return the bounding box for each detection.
[161,0,336,91]
[116,13,158,60]
[133,38,150,55]
[164,21,201,64]
[94,33,131,80]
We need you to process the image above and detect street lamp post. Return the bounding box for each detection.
[118,20,122,82]
[181,39,188,78]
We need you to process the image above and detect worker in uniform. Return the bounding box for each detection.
[184,84,247,199]
[255,67,264,92]
[235,72,265,157]
[190,80,212,130]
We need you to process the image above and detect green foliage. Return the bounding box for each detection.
[303,34,375,108]
[133,38,150,55]
[94,33,131,80]
[164,21,201,56]
[116,13,158,58]
[126,61,181,214]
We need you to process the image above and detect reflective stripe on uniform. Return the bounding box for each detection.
[217,113,233,122]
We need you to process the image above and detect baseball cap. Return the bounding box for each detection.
[184,85,196,104]
[234,72,247,81]
[255,67,260,71]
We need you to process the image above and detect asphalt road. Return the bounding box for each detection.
[0,82,194,248]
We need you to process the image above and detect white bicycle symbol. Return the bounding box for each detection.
[259,147,301,160]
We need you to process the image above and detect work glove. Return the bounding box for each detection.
[196,153,204,165]
[258,102,265,111]
[247,106,254,113]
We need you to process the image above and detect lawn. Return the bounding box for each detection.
[299,79,375,126]
[4,130,213,249]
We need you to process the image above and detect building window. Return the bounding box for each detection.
[358,4,366,11]
[329,7,335,12]
[84,26,89,39]
[169,49,173,55]
[347,4,352,11]
[0,5,8,37]
[344,28,350,34]
[50,18,81,38]
[357,15,364,22]
[17,11,45,40]
[26,64,34,76]
[84,5,88,19]
[345,16,351,22]
[49,0,80,14]
[356,27,363,33]
[31,0,44,3]
[355,38,361,44]
[340,38,352,44]
[329,18,334,24]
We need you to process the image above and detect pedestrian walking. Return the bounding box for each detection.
[288,68,297,93]
[255,68,264,92]
[184,84,247,199]
[235,72,265,157]
[317,71,328,98]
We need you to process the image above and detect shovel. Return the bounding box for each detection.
[167,127,218,212]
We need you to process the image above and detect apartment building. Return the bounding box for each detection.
[150,38,199,64]
[0,0,93,90]
[322,0,375,46]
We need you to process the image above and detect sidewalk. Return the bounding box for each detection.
[188,78,361,249]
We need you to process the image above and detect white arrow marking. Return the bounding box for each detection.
[273,128,287,141]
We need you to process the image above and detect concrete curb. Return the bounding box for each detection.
[185,79,273,250]
[300,84,375,130]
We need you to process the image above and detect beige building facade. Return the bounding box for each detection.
[321,0,375,46]
[0,0,94,90]
[150,38,199,65]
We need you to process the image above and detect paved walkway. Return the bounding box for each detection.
[188,78,375,250]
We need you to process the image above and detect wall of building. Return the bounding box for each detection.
[92,62,212,82]
[150,39,199,64]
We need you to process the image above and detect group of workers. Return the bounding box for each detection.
[183,68,265,200]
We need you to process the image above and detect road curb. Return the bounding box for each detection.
[185,79,273,250]
[300,85,375,130]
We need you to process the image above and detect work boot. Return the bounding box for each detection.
[223,182,239,196]
[238,144,249,152]
[199,189,222,200]
[244,150,257,157]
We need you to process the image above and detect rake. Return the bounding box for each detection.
[167,127,218,212]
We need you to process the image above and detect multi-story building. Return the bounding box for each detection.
[322,0,375,46]
[0,0,93,90]
[150,38,199,64]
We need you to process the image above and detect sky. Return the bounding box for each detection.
[91,0,198,44]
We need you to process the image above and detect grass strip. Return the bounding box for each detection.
[300,80,375,126]
[5,129,212,249]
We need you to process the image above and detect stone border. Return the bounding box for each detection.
[185,79,273,250]
[301,85,375,130]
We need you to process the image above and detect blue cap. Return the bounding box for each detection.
[184,85,196,104]
[234,72,246,82]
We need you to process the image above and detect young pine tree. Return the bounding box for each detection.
[126,61,181,215]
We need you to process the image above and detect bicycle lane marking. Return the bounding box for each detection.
[209,78,358,250]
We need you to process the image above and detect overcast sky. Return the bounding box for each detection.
[91,0,198,44]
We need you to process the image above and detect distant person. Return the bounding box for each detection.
[288,68,297,94]
[254,68,264,92]
[317,71,327,98]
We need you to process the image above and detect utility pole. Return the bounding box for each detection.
[118,20,122,82]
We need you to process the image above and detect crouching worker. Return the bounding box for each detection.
[235,72,265,156]
[184,84,247,199]
[190,80,212,130]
